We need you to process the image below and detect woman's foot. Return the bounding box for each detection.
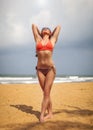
[44,113,53,120]
[40,115,45,123]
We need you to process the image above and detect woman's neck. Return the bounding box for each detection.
[43,35,49,40]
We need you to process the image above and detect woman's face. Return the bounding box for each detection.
[41,28,51,37]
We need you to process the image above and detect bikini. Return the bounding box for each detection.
[36,41,53,51]
[36,41,56,76]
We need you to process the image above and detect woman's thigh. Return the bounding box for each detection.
[44,69,55,94]
[37,70,46,91]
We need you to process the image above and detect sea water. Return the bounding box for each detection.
[0,76,93,84]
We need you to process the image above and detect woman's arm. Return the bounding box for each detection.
[32,24,41,42]
[50,25,61,43]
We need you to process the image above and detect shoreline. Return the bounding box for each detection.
[0,82,93,130]
[0,80,93,85]
[0,76,93,84]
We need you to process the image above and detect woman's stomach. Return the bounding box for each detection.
[37,51,54,67]
[37,60,54,68]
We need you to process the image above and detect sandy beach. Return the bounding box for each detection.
[0,82,93,130]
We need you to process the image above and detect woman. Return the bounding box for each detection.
[32,24,61,122]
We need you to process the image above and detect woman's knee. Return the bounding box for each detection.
[43,90,50,97]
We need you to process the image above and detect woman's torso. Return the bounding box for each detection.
[36,40,55,68]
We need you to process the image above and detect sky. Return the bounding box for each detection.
[0,0,93,76]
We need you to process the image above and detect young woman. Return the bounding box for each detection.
[32,24,61,122]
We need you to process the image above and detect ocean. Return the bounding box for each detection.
[0,76,93,84]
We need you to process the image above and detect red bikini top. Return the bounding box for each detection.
[36,41,53,51]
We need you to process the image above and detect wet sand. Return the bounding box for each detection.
[0,82,93,130]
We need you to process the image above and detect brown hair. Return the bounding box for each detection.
[41,27,51,38]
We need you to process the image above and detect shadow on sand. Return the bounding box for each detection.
[10,104,40,120]
[54,108,93,116]
[10,104,93,118]
[2,104,92,130]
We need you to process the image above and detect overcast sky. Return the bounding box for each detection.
[0,0,93,76]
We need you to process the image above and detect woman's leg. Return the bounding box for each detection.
[40,69,55,122]
[45,67,56,116]
[37,70,45,91]
[37,70,49,118]
[37,70,51,121]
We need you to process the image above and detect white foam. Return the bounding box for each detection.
[0,76,93,84]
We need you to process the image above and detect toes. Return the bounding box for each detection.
[40,116,45,123]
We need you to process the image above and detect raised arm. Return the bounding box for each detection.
[50,25,61,43]
[32,24,41,42]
